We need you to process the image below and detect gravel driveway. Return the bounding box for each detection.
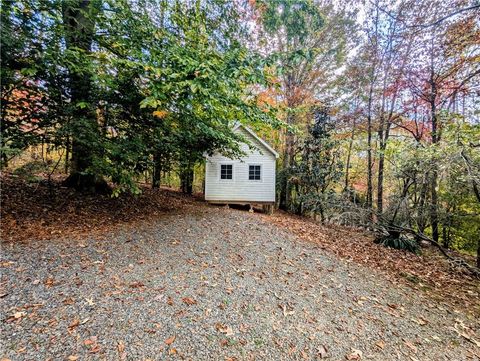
[1,203,479,360]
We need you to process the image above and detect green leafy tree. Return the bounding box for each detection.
[1,0,279,194]
[139,0,279,194]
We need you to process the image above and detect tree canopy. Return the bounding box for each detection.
[1,0,279,194]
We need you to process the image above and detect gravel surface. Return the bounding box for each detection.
[1,204,479,360]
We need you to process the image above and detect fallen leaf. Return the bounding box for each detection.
[68,318,80,331]
[375,340,385,350]
[44,277,55,287]
[182,297,197,305]
[67,356,78,361]
[89,343,101,353]
[165,335,176,345]
[215,323,234,336]
[411,317,428,326]
[13,311,26,319]
[62,297,75,305]
[317,345,328,358]
[279,303,295,316]
[346,349,363,360]
[129,281,145,288]
[404,341,417,353]
[85,297,95,306]
[118,340,125,353]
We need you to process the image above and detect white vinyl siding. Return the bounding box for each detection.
[205,126,276,203]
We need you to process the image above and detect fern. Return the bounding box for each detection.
[375,235,420,254]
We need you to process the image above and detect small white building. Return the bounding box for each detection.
[204,124,278,210]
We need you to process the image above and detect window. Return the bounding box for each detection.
[249,165,261,180]
[220,164,233,180]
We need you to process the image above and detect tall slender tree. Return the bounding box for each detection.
[61,0,106,191]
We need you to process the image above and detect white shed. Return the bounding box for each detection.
[204,124,279,210]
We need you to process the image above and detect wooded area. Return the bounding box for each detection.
[1,0,479,270]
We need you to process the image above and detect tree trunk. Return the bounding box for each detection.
[390,179,412,225]
[278,148,288,209]
[344,118,356,191]
[427,33,440,243]
[285,130,295,210]
[152,152,162,189]
[416,177,429,233]
[442,223,450,249]
[318,203,325,224]
[279,113,295,210]
[366,111,374,214]
[430,76,439,243]
[64,135,70,174]
[430,171,439,242]
[62,0,106,193]
[180,163,194,195]
[1,153,8,169]
[364,3,380,219]
[377,142,386,214]
[366,69,375,215]
[477,240,480,269]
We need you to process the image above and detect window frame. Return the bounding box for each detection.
[219,163,234,181]
[248,164,262,182]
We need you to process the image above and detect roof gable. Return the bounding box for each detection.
[233,123,279,158]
